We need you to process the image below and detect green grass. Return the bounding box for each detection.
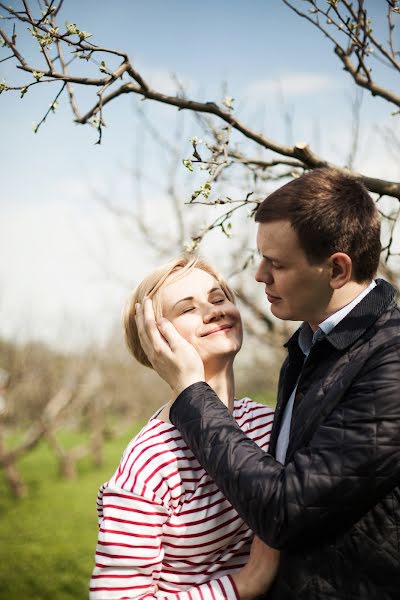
[0,395,276,599]
[249,389,277,408]
[0,426,143,600]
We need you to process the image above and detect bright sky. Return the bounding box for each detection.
[1,0,399,349]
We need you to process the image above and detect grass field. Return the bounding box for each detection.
[0,393,276,599]
[0,426,143,600]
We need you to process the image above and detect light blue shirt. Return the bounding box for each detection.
[275,280,377,464]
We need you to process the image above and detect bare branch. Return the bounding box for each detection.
[2,0,400,203]
[283,0,400,109]
[0,26,29,68]
[32,81,65,133]
[74,81,400,198]
[335,45,400,107]
[345,87,363,169]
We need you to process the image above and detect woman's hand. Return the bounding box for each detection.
[232,537,280,600]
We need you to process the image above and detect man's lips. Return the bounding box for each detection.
[201,324,233,336]
[266,292,281,302]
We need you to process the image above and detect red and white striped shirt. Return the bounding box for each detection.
[90,398,274,600]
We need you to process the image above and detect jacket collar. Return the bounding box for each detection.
[285,279,396,352]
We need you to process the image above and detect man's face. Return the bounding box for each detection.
[256,220,333,328]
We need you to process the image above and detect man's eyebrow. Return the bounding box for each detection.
[171,287,222,310]
[258,251,280,262]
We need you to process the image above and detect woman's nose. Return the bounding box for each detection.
[203,304,224,323]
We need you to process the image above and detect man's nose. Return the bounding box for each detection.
[255,261,273,284]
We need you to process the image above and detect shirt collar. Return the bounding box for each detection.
[319,280,377,336]
[298,280,377,357]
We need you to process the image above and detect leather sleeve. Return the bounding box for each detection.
[169,343,400,549]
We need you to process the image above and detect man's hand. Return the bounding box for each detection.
[135,298,205,396]
[232,537,280,600]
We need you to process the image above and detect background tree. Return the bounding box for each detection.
[1,1,399,260]
[1,4,399,595]
[2,0,399,414]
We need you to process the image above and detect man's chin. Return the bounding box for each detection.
[270,304,293,321]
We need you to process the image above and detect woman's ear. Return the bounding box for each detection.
[329,252,353,289]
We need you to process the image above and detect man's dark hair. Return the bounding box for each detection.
[254,168,381,282]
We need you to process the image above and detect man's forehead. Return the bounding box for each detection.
[256,220,297,249]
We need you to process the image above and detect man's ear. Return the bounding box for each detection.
[329,252,352,289]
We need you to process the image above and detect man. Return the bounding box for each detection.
[136,168,400,599]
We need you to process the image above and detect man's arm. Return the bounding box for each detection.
[169,344,400,549]
[135,298,400,548]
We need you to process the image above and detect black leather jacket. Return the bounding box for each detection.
[170,279,400,599]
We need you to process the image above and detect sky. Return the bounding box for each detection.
[1,0,399,350]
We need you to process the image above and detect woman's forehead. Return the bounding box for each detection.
[161,268,219,302]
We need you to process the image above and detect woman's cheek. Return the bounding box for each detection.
[173,323,194,345]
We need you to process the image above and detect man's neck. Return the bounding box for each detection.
[308,280,374,332]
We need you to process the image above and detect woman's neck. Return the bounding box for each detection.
[157,360,236,423]
[204,360,235,413]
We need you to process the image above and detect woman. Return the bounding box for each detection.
[89,256,277,600]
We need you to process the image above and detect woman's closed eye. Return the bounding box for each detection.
[181,306,195,314]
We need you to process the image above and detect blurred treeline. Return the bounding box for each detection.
[0,335,164,426]
[0,332,277,598]
[0,333,278,498]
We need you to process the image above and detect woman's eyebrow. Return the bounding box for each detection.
[172,296,194,309]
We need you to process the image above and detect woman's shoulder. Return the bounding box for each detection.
[107,417,189,506]
[117,418,185,474]
[234,397,274,450]
[234,397,275,420]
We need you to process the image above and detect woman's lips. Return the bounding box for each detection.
[202,325,232,336]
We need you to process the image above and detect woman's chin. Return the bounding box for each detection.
[202,349,240,369]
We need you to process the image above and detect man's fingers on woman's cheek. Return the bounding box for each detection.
[143,297,156,320]
[157,319,181,346]
[134,304,147,340]
[135,303,144,326]
[135,305,156,354]
[142,299,159,335]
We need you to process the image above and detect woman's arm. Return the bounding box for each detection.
[232,537,280,600]
[90,485,277,600]
[89,485,166,599]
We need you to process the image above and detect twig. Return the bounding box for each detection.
[33,81,66,133]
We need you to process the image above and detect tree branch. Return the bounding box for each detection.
[334,45,400,107]
[2,0,400,201]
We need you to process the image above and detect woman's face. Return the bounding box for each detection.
[161,268,243,367]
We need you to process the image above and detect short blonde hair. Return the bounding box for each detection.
[124,256,236,368]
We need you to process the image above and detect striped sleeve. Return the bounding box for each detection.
[89,486,166,599]
[89,485,239,600]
